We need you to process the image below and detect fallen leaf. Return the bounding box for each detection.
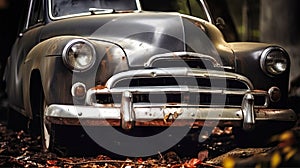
[0,148,6,154]
[212,127,224,135]
[47,160,58,165]
[224,127,233,134]
[183,158,201,168]
[137,157,143,163]
[198,150,209,161]
[96,154,111,160]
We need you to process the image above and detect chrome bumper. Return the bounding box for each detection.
[45,103,296,131]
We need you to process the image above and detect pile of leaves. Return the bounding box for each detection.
[3,117,299,168]
[0,122,236,167]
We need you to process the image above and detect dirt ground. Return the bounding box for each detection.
[0,121,234,167]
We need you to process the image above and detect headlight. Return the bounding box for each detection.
[260,47,289,76]
[63,39,96,72]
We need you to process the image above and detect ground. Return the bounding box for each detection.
[0,101,299,167]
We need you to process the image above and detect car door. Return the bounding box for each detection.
[6,0,45,114]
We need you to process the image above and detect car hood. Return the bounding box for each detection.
[42,12,234,68]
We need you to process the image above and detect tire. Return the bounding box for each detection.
[41,97,54,151]
[29,87,59,153]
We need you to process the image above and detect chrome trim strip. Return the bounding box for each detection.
[199,0,213,23]
[86,87,269,108]
[103,68,254,90]
[135,0,142,12]
[25,0,34,30]
[86,86,269,108]
[90,86,253,94]
[144,52,233,69]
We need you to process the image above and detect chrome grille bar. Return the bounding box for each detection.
[105,68,254,90]
[86,86,269,108]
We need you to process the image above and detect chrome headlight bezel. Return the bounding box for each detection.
[260,47,289,76]
[62,39,96,72]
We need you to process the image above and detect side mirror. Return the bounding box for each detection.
[216,17,226,30]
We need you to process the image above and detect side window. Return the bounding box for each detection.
[28,0,44,27]
[18,0,31,33]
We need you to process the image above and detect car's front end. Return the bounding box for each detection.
[42,13,296,132]
[45,52,296,131]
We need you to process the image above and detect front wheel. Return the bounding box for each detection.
[41,100,55,151]
[29,89,61,153]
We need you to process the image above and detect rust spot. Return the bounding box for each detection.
[47,117,121,126]
[47,116,242,127]
[91,85,107,90]
[105,47,114,62]
[172,53,178,58]
[252,90,266,93]
[163,113,170,123]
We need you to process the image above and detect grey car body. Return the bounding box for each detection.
[5,0,296,152]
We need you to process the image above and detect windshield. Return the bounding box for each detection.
[50,0,208,21]
[140,0,208,20]
[51,0,137,18]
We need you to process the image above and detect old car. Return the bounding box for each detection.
[4,0,297,156]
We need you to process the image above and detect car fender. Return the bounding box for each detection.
[22,36,129,119]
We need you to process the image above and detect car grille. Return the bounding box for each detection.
[113,77,249,89]
[88,68,268,108]
[95,92,267,107]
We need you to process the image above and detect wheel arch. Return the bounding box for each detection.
[28,69,44,120]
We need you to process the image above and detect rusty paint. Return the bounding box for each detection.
[99,59,108,82]
[163,113,171,123]
[171,52,178,59]
[46,117,120,126]
[105,47,114,62]
[46,116,242,127]
[252,90,267,93]
[91,85,107,90]
[189,19,206,32]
